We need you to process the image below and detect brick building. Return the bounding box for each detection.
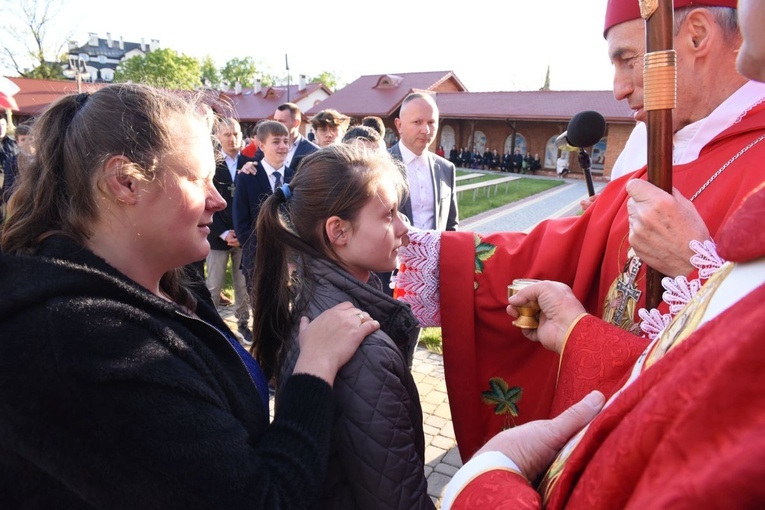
[306,71,635,179]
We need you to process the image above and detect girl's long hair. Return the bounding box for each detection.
[251,143,406,379]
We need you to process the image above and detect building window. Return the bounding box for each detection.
[544,135,558,169]
[505,134,527,155]
[473,131,487,154]
[591,138,607,174]
[440,125,455,154]
[100,68,115,82]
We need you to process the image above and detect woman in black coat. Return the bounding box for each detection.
[0,83,377,509]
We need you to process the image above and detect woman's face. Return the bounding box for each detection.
[335,175,408,282]
[135,117,225,272]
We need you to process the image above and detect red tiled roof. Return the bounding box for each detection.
[7,77,108,116]
[434,90,635,123]
[305,71,467,117]
[222,82,331,122]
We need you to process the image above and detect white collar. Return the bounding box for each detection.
[676,81,765,164]
[261,159,284,176]
[399,142,430,166]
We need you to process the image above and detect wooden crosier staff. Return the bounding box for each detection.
[642,0,676,309]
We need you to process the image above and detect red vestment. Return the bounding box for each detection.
[440,102,765,460]
[450,184,765,509]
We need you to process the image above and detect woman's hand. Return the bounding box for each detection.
[507,281,586,354]
[293,302,379,386]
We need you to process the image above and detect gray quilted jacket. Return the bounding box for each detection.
[277,256,435,510]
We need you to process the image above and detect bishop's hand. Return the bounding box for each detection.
[626,179,710,278]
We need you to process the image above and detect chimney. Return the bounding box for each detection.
[140,38,145,52]
[88,32,98,46]
[68,40,77,51]
[235,81,242,95]
[119,36,124,50]
[299,74,306,91]
[151,39,160,51]
[254,79,262,94]
[107,32,112,48]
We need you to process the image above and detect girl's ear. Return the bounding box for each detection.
[102,155,140,205]
[325,215,351,248]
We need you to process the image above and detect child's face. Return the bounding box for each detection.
[334,176,408,281]
[261,133,290,168]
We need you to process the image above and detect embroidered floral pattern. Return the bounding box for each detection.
[475,234,496,274]
[481,377,522,429]
[639,239,725,340]
[395,229,442,327]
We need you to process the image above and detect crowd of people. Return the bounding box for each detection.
[444,145,542,173]
[0,0,763,507]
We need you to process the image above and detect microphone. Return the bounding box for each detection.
[555,111,606,197]
[555,110,607,151]
[555,132,577,152]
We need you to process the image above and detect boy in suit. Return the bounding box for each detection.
[233,121,292,290]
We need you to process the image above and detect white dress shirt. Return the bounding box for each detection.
[261,159,286,192]
[399,143,435,230]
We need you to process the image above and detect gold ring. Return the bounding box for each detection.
[356,312,365,325]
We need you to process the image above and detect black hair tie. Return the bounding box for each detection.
[74,92,89,110]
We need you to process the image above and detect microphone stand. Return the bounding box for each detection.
[577,148,596,196]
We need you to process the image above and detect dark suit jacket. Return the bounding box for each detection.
[390,143,458,232]
[232,162,294,275]
[290,136,319,172]
[208,153,256,252]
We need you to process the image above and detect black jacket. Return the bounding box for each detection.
[233,163,294,273]
[279,256,434,510]
[208,152,257,251]
[290,136,319,172]
[0,236,336,509]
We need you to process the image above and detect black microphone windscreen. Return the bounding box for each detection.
[566,110,606,148]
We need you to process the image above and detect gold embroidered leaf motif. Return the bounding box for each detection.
[481,377,523,424]
[474,234,496,274]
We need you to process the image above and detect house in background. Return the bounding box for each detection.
[306,71,635,178]
[64,32,159,84]
[306,71,468,148]
[3,70,636,179]
[220,74,332,136]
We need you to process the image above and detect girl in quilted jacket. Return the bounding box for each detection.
[253,143,435,509]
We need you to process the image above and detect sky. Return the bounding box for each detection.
[6,0,616,93]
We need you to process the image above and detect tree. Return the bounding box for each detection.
[0,0,72,78]
[220,57,258,89]
[200,55,221,89]
[310,71,339,92]
[114,48,201,90]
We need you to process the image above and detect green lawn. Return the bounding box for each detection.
[456,171,563,219]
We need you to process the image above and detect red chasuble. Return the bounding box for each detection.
[451,185,765,509]
[441,102,765,460]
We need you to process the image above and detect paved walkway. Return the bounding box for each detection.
[219,174,608,506]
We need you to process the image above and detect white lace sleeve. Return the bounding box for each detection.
[394,229,441,327]
[639,239,725,340]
